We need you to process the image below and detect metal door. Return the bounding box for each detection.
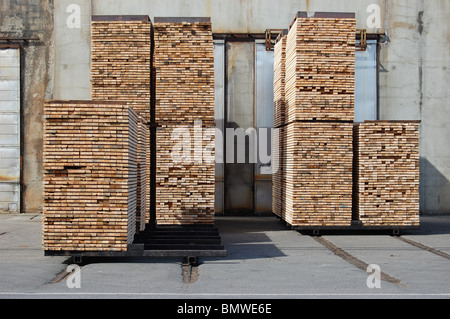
[224,41,255,215]
[214,40,225,214]
[355,40,377,122]
[0,48,21,213]
[254,41,274,215]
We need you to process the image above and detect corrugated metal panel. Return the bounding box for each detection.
[355,40,377,122]
[0,48,20,212]
[255,42,274,214]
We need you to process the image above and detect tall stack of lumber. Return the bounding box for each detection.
[154,17,215,225]
[274,12,356,227]
[91,15,152,224]
[42,101,139,252]
[353,121,420,226]
[272,33,286,218]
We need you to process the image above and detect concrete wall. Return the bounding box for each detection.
[379,0,450,214]
[3,0,449,214]
[0,0,54,214]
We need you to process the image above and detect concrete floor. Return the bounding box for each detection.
[0,214,449,299]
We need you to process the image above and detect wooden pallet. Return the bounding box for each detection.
[353,121,421,226]
[42,100,141,252]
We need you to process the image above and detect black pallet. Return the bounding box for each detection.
[44,224,227,260]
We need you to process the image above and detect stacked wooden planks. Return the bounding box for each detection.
[136,120,150,232]
[273,12,356,227]
[272,126,286,219]
[154,17,215,126]
[273,31,287,128]
[353,121,421,226]
[284,122,353,226]
[91,15,153,225]
[154,17,215,225]
[285,12,355,123]
[156,123,215,225]
[42,101,139,252]
[91,15,152,124]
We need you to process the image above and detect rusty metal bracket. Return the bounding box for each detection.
[265,29,284,51]
[356,29,367,51]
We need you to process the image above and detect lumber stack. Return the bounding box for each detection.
[136,120,150,232]
[91,16,152,124]
[154,18,215,225]
[285,12,355,123]
[272,126,286,218]
[42,101,139,252]
[156,124,215,225]
[273,32,287,128]
[273,13,356,227]
[284,122,353,226]
[91,15,152,224]
[353,121,420,226]
[154,17,215,125]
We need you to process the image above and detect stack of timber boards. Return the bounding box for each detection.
[154,17,215,125]
[91,15,152,224]
[273,13,356,227]
[273,33,287,128]
[353,121,420,226]
[284,122,353,226]
[272,126,286,219]
[91,15,152,124]
[285,12,356,123]
[136,120,150,232]
[42,101,139,252]
[154,17,216,225]
[156,123,215,225]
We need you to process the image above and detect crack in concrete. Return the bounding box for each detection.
[394,236,450,260]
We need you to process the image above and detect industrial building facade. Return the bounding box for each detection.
[0,0,449,217]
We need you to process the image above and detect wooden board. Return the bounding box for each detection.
[353,121,420,226]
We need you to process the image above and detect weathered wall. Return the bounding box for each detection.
[0,0,54,214]
[379,0,450,214]
[7,0,449,215]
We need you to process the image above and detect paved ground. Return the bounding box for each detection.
[0,214,449,299]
